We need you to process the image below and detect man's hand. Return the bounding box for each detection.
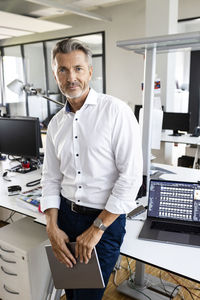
[45,208,76,268]
[75,225,103,264]
[46,223,76,268]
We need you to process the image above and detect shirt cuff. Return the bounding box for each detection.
[40,195,61,213]
[105,194,137,214]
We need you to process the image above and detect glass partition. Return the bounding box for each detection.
[24,42,48,122]
[3,46,26,116]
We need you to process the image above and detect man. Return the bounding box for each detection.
[41,38,143,300]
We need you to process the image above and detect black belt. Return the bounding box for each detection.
[65,198,101,215]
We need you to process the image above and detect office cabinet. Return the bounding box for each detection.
[0,217,50,300]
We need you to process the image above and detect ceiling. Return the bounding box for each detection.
[0,0,135,42]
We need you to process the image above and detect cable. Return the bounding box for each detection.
[170,284,195,300]
[167,271,200,299]
[8,155,21,162]
[4,211,16,223]
[2,171,11,182]
[158,271,185,300]
[126,257,134,278]
[26,179,41,187]
[159,271,171,296]
[112,256,134,287]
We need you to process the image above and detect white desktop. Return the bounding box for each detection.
[1,158,200,300]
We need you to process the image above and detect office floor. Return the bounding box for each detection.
[61,256,200,300]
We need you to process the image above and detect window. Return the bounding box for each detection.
[3,46,26,116]
[24,42,48,122]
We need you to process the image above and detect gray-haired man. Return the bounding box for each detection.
[41,38,143,300]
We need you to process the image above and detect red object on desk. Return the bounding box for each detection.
[22,161,30,169]
[38,204,44,214]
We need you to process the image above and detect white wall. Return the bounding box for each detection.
[179,0,200,20]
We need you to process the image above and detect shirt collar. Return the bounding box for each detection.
[65,88,98,113]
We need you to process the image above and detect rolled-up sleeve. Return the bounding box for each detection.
[40,122,63,212]
[105,105,143,214]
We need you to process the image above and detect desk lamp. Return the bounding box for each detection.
[7,79,64,107]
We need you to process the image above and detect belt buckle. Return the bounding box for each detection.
[71,202,77,213]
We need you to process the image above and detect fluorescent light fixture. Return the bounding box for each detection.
[0,10,71,37]
[0,26,32,37]
[0,34,12,40]
[26,0,111,21]
[7,79,64,107]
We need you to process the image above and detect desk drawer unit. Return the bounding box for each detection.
[0,217,50,300]
[0,249,29,299]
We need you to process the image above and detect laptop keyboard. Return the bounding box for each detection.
[151,221,200,235]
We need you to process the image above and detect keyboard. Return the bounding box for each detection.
[151,221,200,235]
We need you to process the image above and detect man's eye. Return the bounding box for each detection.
[76,67,81,71]
[59,67,65,73]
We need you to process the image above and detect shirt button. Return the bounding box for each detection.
[75,118,78,121]
[76,154,79,157]
[78,171,81,174]
[79,186,82,189]
[77,200,80,202]
[75,136,78,139]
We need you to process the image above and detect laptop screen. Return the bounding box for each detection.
[148,180,200,222]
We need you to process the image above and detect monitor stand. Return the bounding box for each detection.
[169,130,184,136]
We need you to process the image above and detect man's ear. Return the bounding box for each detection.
[52,67,57,82]
[52,62,57,82]
[89,66,93,81]
[52,71,57,82]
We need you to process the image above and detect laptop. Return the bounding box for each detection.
[138,179,200,247]
[45,242,105,289]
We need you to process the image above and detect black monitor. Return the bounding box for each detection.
[162,112,191,136]
[0,116,41,159]
[134,105,142,122]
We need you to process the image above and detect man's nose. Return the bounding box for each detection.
[67,70,76,82]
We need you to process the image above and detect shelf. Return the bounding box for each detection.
[116,31,200,54]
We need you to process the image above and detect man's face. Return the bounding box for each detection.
[53,50,93,100]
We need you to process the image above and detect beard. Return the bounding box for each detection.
[60,82,89,99]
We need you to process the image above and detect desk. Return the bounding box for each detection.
[1,161,200,299]
[118,163,200,299]
[161,132,200,168]
[161,132,200,145]
[0,159,46,224]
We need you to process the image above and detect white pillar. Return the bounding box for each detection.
[145,0,179,164]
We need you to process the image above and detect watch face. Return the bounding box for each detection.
[94,218,107,231]
[94,218,102,227]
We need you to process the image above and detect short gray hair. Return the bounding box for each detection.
[52,38,92,67]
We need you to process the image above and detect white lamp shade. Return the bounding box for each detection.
[7,79,24,95]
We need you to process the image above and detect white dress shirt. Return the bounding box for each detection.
[41,88,143,214]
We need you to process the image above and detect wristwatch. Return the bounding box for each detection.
[93,218,107,231]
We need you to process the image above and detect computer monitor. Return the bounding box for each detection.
[162,112,191,136]
[134,105,142,122]
[0,116,41,159]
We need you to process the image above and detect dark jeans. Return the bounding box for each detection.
[57,195,126,300]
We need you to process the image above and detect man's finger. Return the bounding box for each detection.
[82,245,88,264]
[78,243,84,263]
[87,247,92,261]
[52,248,73,267]
[75,242,79,259]
[65,244,76,265]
